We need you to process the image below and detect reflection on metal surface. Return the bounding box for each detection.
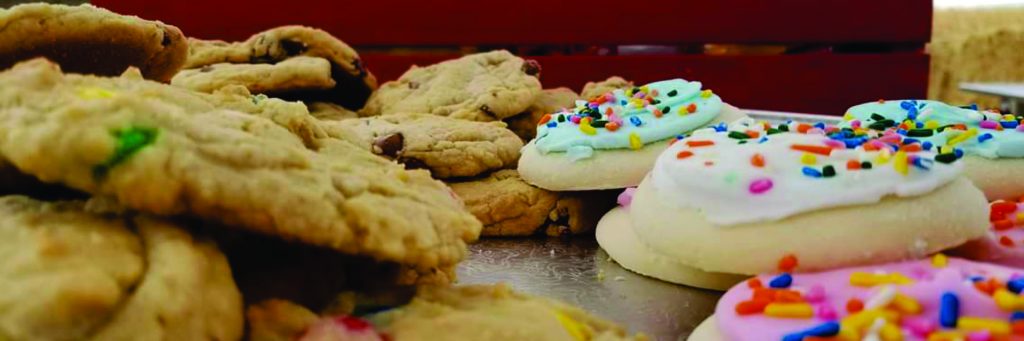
[457,238,723,341]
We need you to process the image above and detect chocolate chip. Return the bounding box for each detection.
[353,59,367,78]
[161,29,173,47]
[409,81,420,90]
[522,59,541,77]
[280,39,307,56]
[480,105,497,118]
[372,133,404,158]
[397,157,428,171]
[200,65,214,73]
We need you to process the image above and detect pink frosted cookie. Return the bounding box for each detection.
[692,256,1024,340]
[951,200,1024,268]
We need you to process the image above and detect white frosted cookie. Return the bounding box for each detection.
[518,79,747,191]
[630,119,988,279]
[843,99,1024,200]
[596,198,746,290]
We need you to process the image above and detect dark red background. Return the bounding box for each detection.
[93,0,932,114]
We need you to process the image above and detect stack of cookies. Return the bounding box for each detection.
[0,3,646,341]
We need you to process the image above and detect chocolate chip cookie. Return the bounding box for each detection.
[246,284,644,341]
[172,56,336,95]
[308,102,359,121]
[0,195,242,340]
[0,59,480,271]
[361,51,542,121]
[0,3,187,82]
[321,113,523,179]
[580,76,634,100]
[447,170,618,236]
[183,26,377,110]
[505,87,581,141]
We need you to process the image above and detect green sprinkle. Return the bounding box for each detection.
[778,124,790,132]
[723,172,738,184]
[870,113,886,121]
[766,128,781,135]
[935,153,957,164]
[92,127,159,178]
[728,131,750,139]
[667,90,678,97]
[907,129,934,137]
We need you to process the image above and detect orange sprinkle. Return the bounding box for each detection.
[791,144,833,156]
[653,108,663,118]
[537,114,552,125]
[605,107,614,115]
[677,151,694,159]
[751,154,766,168]
[753,288,777,301]
[954,123,968,130]
[878,99,886,103]
[606,121,620,132]
[846,160,861,170]
[776,290,804,303]
[994,219,1015,231]
[778,254,798,272]
[747,278,763,289]
[650,89,659,97]
[746,130,761,139]
[687,140,715,148]
[735,299,770,315]
[796,123,812,133]
[1018,195,1024,203]
[687,103,697,113]
[1000,236,1015,247]
[1013,320,1024,335]
[846,299,864,313]
[863,143,879,151]
[993,201,1018,215]
[900,144,922,152]
[974,279,996,295]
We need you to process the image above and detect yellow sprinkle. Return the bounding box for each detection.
[843,112,854,121]
[893,150,908,176]
[76,87,115,99]
[849,272,913,287]
[993,288,1024,311]
[763,303,813,318]
[931,253,948,268]
[700,89,713,98]
[628,132,642,150]
[841,309,898,331]
[579,117,597,135]
[1016,212,1024,224]
[903,119,915,127]
[938,146,952,154]
[640,85,650,94]
[678,106,688,115]
[874,148,892,165]
[958,316,1011,335]
[927,331,963,341]
[800,153,817,165]
[924,120,940,129]
[553,311,588,341]
[946,128,978,147]
[1005,114,1017,121]
[837,326,860,341]
[880,322,902,341]
[890,294,922,314]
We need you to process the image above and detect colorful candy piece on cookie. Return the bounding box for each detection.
[518,79,747,191]
[690,257,1024,341]
[624,118,988,288]
[950,199,1024,268]
[844,99,1024,201]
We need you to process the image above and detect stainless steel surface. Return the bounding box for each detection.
[457,238,722,341]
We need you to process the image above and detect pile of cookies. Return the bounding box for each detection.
[0,3,647,340]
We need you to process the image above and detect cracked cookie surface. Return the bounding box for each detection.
[505,87,581,142]
[172,56,335,95]
[0,3,187,82]
[360,51,541,121]
[0,59,481,271]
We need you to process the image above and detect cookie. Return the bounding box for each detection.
[308,101,359,121]
[505,87,581,141]
[0,195,242,340]
[949,199,1024,267]
[321,113,523,179]
[447,169,617,236]
[247,284,644,341]
[0,59,481,271]
[183,26,377,110]
[0,3,187,82]
[693,256,1024,340]
[580,76,634,100]
[360,50,542,121]
[627,119,987,283]
[843,99,1024,200]
[518,79,747,191]
[172,56,335,95]
[596,203,747,291]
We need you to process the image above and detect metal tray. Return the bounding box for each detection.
[454,110,840,341]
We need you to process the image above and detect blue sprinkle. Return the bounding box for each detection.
[802,167,822,178]
[782,321,841,341]
[1002,120,1020,129]
[969,275,985,282]
[769,273,793,288]
[912,157,933,170]
[940,292,959,328]
[954,148,965,158]
[713,123,728,132]
[620,100,627,105]
[903,138,919,145]
[978,133,994,143]
[1012,312,1024,321]
[546,121,557,128]
[968,103,979,110]
[676,134,686,140]
[916,122,924,129]
[896,129,908,135]
[813,122,825,129]
[900,100,916,110]
[588,103,599,109]
[922,141,933,150]
[629,116,642,127]
[758,137,769,144]
[1008,278,1024,294]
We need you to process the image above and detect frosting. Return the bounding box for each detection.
[714,256,1024,340]
[649,118,963,225]
[843,99,1024,159]
[954,199,1024,268]
[300,316,384,341]
[617,187,637,207]
[533,79,722,159]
